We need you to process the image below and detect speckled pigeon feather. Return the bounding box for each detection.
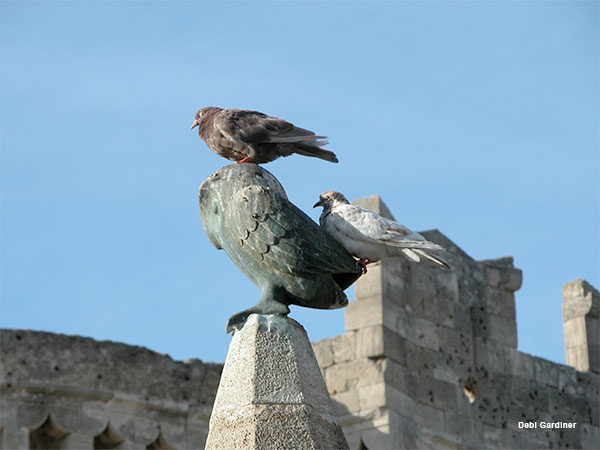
[315,191,451,269]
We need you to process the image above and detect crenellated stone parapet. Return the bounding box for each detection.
[2,194,598,450]
[312,195,599,450]
[0,330,222,449]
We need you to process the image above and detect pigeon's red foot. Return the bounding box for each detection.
[237,156,253,164]
[357,258,369,274]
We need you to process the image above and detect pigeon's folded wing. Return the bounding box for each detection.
[227,185,361,281]
[332,205,444,251]
[234,111,327,147]
[217,109,289,144]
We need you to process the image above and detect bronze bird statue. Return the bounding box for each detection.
[199,164,361,333]
[191,107,338,164]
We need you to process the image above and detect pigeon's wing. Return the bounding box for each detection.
[217,109,272,143]
[331,205,444,251]
[223,110,327,146]
[226,185,360,278]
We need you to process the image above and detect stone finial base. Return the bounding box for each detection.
[205,314,348,450]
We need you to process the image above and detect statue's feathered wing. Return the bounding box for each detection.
[227,184,361,291]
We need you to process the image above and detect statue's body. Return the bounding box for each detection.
[198,164,362,333]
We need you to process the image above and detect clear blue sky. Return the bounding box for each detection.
[2,1,598,364]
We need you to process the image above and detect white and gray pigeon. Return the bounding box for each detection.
[314,191,450,272]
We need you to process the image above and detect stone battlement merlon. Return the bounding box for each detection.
[562,279,599,374]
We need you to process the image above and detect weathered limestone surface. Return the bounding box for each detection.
[0,329,222,449]
[563,279,599,373]
[205,314,348,450]
[312,194,599,450]
[2,193,598,450]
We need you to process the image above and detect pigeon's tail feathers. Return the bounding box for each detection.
[272,136,329,147]
[312,137,329,147]
[270,129,329,146]
[292,143,339,163]
[413,249,451,270]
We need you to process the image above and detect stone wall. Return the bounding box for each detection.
[0,330,222,449]
[311,195,599,449]
[2,194,598,449]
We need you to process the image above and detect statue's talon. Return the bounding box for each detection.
[226,300,291,334]
[226,312,251,334]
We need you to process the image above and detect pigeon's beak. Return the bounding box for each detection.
[190,120,199,130]
[313,199,323,208]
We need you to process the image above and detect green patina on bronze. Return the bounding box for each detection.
[198,164,362,333]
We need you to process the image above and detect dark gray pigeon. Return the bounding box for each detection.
[199,165,361,333]
[314,191,451,273]
[191,106,338,164]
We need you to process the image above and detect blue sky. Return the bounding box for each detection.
[1,1,598,364]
